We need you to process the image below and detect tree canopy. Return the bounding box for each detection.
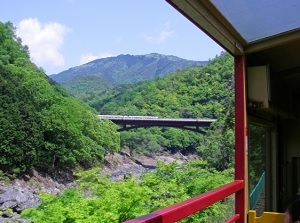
[92,52,234,170]
[0,21,120,175]
[22,161,234,223]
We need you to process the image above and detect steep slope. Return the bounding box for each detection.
[95,53,233,118]
[93,53,235,170]
[50,53,207,95]
[61,75,112,100]
[0,22,120,175]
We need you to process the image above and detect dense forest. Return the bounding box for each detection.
[0,21,237,222]
[0,21,120,176]
[90,52,235,171]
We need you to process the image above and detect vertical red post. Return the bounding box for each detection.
[234,55,246,222]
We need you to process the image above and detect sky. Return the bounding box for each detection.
[0,0,223,75]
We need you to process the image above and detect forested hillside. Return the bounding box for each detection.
[18,52,236,222]
[50,53,207,101]
[93,52,235,170]
[0,22,120,175]
[0,20,236,223]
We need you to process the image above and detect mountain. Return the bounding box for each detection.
[61,75,113,100]
[51,53,207,85]
[50,53,207,98]
[93,53,235,170]
[95,53,233,119]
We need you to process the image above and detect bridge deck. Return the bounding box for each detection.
[98,115,216,133]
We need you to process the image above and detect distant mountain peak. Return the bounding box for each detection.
[50,53,208,97]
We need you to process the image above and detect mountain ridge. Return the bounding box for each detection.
[50,53,207,86]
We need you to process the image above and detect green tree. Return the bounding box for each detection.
[0,21,120,174]
[93,53,234,168]
[22,162,234,223]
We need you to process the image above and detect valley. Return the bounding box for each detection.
[0,21,235,222]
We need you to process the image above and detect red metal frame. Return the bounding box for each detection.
[124,181,244,223]
[124,56,247,223]
[225,214,241,223]
[234,55,246,223]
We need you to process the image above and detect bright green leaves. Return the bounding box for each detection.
[121,129,164,156]
[22,162,233,223]
[22,173,152,223]
[94,53,234,166]
[0,65,43,173]
[38,89,120,169]
[0,21,120,174]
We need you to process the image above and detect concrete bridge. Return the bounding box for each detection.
[98,115,216,133]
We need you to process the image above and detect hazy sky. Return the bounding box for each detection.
[1,0,223,75]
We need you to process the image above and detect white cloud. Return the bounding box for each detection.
[16,18,69,67]
[79,52,113,65]
[143,21,174,43]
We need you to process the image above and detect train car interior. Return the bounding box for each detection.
[247,34,300,213]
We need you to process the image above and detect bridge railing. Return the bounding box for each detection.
[124,180,244,223]
[99,115,159,120]
[98,115,216,122]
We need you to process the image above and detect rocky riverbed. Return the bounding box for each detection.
[0,151,197,222]
[0,168,76,223]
